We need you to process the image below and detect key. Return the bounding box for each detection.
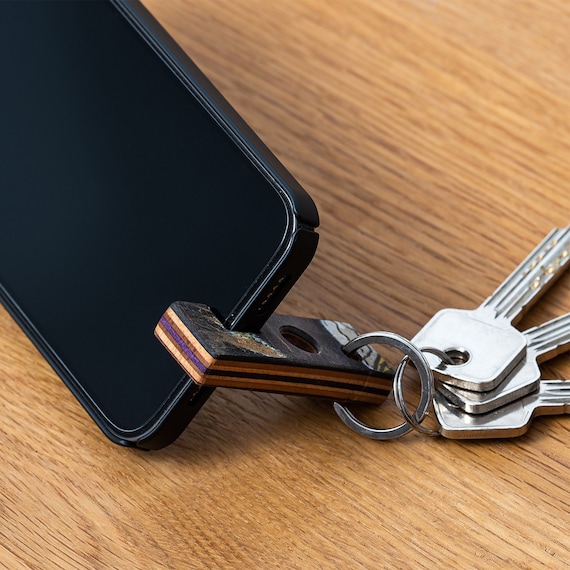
[433,379,570,439]
[413,227,570,391]
[438,312,570,413]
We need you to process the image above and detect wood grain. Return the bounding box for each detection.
[3,0,570,567]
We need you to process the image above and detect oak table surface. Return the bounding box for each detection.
[3,0,570,567]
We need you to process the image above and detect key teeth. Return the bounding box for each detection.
[482,228,558,312]
[525,313,570,357]
[482,227,570,323]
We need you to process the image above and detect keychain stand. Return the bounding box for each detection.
[155,301,393,404]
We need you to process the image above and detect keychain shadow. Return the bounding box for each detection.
[138,389,340,465]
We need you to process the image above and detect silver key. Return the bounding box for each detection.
[413,227,570,391]
[438,312,570,413]
[433,379,570,439]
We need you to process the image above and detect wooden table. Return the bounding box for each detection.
[3,0,570,567]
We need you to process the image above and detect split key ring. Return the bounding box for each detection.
[334,332,439,439]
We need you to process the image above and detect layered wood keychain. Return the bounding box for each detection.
[155,301,393,404]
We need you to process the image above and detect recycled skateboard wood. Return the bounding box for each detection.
[155,302,393,403]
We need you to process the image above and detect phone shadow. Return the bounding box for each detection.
[142,389,338,464]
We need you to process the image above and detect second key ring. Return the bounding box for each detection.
[334,331,434,440]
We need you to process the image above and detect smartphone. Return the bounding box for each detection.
[0,0,318,449]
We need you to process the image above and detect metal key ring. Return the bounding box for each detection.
[393,347,453,437]
[393,355,440,436]
[333,331,434,440]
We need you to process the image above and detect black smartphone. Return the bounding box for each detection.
[0,0,318,449]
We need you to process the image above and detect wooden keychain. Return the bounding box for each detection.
[155,301,393,404]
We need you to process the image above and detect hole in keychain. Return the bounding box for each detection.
[334,332,438,440]
[279,326,319,354]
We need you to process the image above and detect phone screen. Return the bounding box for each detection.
[0,2,307,435]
